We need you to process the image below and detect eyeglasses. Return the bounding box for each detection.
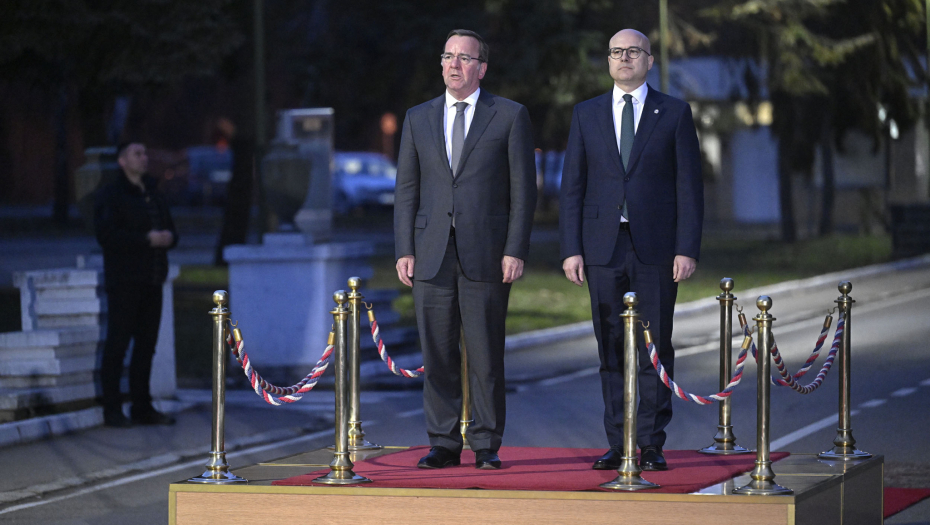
[440,53,484,65]
[608,47,651,60]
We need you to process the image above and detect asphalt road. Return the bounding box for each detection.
[0,265,928,523]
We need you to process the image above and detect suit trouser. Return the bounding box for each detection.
[585,227,678,449]
[101,282,163,415]
[413,235,511,453]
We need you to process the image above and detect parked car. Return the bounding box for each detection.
[332,151,397,215]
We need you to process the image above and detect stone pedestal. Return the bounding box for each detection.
[224,235,377,382]
[0,265,179,422]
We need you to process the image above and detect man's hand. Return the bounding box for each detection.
[396,255,416,287]
[673,255,697,283]
[562,255,585,286]
[147,230,174,248]
[502,256,524,283]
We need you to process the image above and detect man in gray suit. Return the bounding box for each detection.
[394,29,537,470]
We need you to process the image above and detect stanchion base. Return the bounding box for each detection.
[348,441,383,451]
[312,471,372,485]
[599,475,660,491]
[733,479,793,496]
[817,448,872,461]
[187,471,248,484]
[698,443,752,455]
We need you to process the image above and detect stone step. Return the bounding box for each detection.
[0,328,101,349]
[0,353,97,377]
[0,371,95,389]
[0,383,96,412]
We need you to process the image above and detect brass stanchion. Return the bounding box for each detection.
[700,278,751,455]
[459,331,473,448]
[314,291,372,485]
[188,291,247,484]
[734,296,792,495]
[346,277,381,451]
[600,293,659,491]
[818,281,871,460]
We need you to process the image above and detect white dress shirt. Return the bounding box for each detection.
[444,88,481,168]
[612,82,648,222]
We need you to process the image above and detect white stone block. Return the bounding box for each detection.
[224,240,373,368]
[46,407,103,434]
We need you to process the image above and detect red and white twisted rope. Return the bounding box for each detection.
[768,315,844,394]
[367,309,424,378]
[742,313,842,391]
[648,337,752,405]
[226,325,333,405]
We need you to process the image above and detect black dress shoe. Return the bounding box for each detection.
[640,446,668,471]
[103,411,133,428]
[131,409,176,426]
[474,449,502,470]
[417,446,461,469]
[592,448,623,470]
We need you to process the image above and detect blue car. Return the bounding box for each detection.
[332,152,397,215]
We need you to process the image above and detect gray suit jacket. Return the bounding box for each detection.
[394,90,537,282]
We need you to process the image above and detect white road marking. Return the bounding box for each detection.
[770,410,859,451]
[397,408,424,418]
[890,387,918,397]
[858,399,886,408]
[920,378,930,387]
[537,367,600,387]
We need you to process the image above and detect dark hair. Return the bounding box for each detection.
[446,29,488,63]
[116,141,139,158]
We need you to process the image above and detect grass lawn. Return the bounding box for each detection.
[348,231,893,335]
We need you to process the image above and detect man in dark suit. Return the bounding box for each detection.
[559,29,703,471]
[394,29,537,470]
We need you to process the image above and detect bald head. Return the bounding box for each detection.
[607,28,654,91]
[609,29,650,54]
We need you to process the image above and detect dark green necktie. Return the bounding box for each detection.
[620,94,634,219]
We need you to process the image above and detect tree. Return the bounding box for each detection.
[0,0,243,223]
[701,0,925,241]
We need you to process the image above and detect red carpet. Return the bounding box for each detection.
[884,487,930,518]
[274,446,789,494]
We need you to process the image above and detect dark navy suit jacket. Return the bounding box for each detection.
[559,85,703,267]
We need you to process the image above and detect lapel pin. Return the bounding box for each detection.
[654,109,659,114]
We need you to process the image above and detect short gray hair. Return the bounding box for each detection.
[446,29,488,63]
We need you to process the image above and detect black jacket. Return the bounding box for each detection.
[94,173,178,287]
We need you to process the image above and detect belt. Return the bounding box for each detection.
[618,222,630,231]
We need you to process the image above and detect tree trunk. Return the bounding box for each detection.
[214,135,255,265]
[777,139,797,243]
[52,85,70,226]
[818,119,835,237]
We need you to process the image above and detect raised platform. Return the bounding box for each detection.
[169,447,883,525]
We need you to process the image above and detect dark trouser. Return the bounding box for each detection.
[101,282,164,416]
[413,236,511,454]
[585,227,678,449]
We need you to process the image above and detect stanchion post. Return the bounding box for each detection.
[600,293,659,491]
[734,296,792,495]
[701,278,751,455]
[188,291,247,484]
[346,277,381,451]
[459,330,473,448]
[314,291,372,485]
[819,281,871,460]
